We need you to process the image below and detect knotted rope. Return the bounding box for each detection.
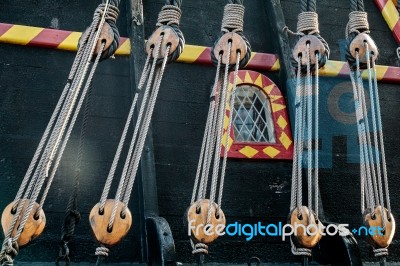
[191,240,209,255]
[0,241,18,266]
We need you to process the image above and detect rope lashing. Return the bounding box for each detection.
[211,1,251,69]
[90,1,185,264]
[296,12,319,34]
[0,1,114,264]
[90,3,121,61]
[345,1,395,262]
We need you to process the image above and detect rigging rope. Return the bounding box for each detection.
[0,1,120,264]
[188,0,251,257]
[288,0,329,259]
[345,0,394,261]
[91,0,184,264]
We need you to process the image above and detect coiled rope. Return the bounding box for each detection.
[211,0,251,69]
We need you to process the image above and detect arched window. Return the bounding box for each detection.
[222,70,293,160]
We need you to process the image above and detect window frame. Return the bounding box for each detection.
[221,70,293,160]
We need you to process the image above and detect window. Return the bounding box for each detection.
[221,70,293,160]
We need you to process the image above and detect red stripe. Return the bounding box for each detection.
[118,37,128,48]
[375,0,389,10]
[195,47,213,66]
[338,62,351,77]
[383,66,400,83]
[393,20,400,45]
[28,28,71,49]
[0,23,13,36]
[247,53,279,71]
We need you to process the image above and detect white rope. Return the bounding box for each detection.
[217,51,241,210]
[207,41,232,224]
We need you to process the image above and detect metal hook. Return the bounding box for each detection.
[247,256,261,266]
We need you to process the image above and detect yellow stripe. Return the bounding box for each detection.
[115,39,131,55]
[57,32,82,51]
[177,44,207,63]
[0,25,43,45]
[319,60,343,77]
[382,1,399,30]
[271,59,281,71]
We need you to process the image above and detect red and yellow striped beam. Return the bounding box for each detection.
[375,0,400,44]
[0,23,399,83]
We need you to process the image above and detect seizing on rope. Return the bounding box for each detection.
[0,1,121,265]
[88,1,184,265]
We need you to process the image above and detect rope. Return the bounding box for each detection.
[373,248,389,257]
[345,11,370,68]
[207,41,232,224]
[221,4,245,33]
[98,51,152,212]
[297,12,319,35]
[95,3,121,60]
[191,240,209,255]
[154,2,185,63]
[156,5,181,26]
[290,239,312,257]
[121,46,171,214]
[211,1,252,69]
[217,52,240,210]
[0,240,18,266]
[306,44,313,223]
[0,1,113,262]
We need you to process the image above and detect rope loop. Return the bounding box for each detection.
[191,242,209,255]
[297,11,319,35]
[95,246,110,257]
[373,247,389,257]
[0,240,18,266]
[156,5,182,27]
[61,209,81,242]
[56,241,71,265]
[221,4,245,33]
[93,3,121,61]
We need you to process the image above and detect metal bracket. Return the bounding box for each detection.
[146,216,177,265]
[313,222,363,266]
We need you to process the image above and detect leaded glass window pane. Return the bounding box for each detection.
[232,85,276,143]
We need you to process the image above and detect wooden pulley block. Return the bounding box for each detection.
[349,33,378,63]
[187,199,226,245]
[89,199,132,247]
[146,26,180,59]
[363,206,395,248]
[292,35,326,66]
[213,32,247,65]
[1,200,46,247]
[80,22,114,55]
[289,206,323,249]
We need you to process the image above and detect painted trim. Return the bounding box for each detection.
[375,0,400,44]
[0,23,400,83]
[221,70,294,160]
